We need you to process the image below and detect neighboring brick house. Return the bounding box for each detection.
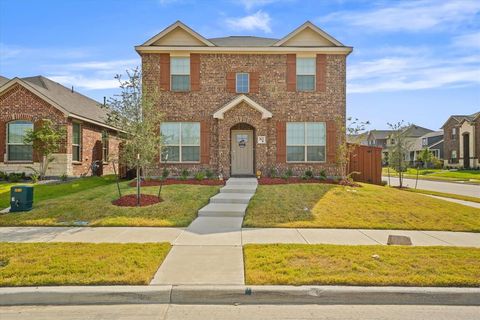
[385,124,433,166]
[442,112,480,168]
[136,21,352,177]
[0,75,120,177]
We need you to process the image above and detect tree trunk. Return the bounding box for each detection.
[136,164,140,206]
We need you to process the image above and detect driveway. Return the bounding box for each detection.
[385,177,480,198]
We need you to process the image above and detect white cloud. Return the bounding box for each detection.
[320,0,480,32]
[48,75,119,90]
[225,10,272,33]
[348,53,480,93]
[452,32,480,50]
[237,0,281,10]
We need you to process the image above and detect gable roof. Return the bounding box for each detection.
[0,75,116,130]
[0,76,9,87]
[273,21,344,47]
[368,130,393,140]
[213,95,272,120]
[441,112,480,128]
[142,21,215,47]
[208,36,278,47]
[401,124,433,138]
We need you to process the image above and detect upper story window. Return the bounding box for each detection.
[286,122,326,162]
[422,138,428,146]
[72,122,81,162]
[7,120,33,161]
[160,122,200,162]
[102,132,109,162]
[451,127,457,140]
[296,57,315,91]
[236,73,249,93]
[171,57,190,92]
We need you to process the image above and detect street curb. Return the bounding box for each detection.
[1,285,479,306]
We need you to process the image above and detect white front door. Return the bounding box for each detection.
[231,130,254,175]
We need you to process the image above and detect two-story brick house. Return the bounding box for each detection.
[442,112,480,168]
[137,21,352,178]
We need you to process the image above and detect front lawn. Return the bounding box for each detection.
[382,168,480,182]
[0,182,219,227]
[0,175,118,209]
[0,242,170,286]
[243,183,480,232]
[404,188,480,204]
[244,244,480,287]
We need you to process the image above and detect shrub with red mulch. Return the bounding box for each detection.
[258,177,339,185]
[112,194,162,207]
[128,179,225,187]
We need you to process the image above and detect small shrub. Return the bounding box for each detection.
[60,173,68,181]
[21,172,27,180]
[269,167,278,178]
[381,180,388,186]
[0,171,7,181]
[304,170,314,179]
[161,168,170,180]
[282,169,293,180]
[8,173,22,182]
[180,169,189,180]
[30,173,39,184]
[318,170,327,180]
[195,171,206,181]
[205,169,215,180]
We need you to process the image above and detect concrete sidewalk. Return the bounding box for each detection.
[1,226,479,247]
[385,176,480,198]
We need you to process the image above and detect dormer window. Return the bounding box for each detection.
[171,57,190,92]
[236,73,249,93]
[296,57,315,91]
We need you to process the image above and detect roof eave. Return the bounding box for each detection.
[135,45,353,54]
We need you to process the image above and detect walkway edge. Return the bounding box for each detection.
[1,285,479,306]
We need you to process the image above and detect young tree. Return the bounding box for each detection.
[417,148,433,169]
[24,119,66,180]
[387,121,411,188]
[104,67,163,205]
[336,116,370,184]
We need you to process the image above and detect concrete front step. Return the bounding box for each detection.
[226,178,258,186]
[198,203,248,217]
[210,193,253,204]
[220,185,257,194]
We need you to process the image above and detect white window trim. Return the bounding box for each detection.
[296,57,316,92]
[72,122,82,163]
[6,120,34,162]
[286,122,326,163]
[430,149,440,158]
[161,122,200,163]
[451,150,457,159]
[102,132,109,163]
[235,73,249,93]
[170,57,190,92]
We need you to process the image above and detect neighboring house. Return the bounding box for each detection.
[347,132,369,146]
[385,124,433,166]
[442,112,480,169]
[0,75,120,177]
[366,130,393,164]
[410,131,444,166]
[137,21,352,177]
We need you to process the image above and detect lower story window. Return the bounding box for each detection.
[72,122,81,162]
[286,122,326,162]
[102,132,109,162]
[7,120,33,161]
[160,122,200,162]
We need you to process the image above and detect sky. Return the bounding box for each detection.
[1,0,479,130]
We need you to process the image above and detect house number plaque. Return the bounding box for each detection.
[257,136,266,144]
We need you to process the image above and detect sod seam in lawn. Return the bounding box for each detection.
[244,244,480,287]
[243,183,480,232]
[0,242,170,286]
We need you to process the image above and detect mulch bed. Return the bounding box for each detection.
[129,179,225,187]
[112,194,162,207]
[258,177,339,185]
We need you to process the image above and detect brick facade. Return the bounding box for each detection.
[0,83,120,177]
[142,52,346,178]
[443,117,480,168]
[443,119,460,167]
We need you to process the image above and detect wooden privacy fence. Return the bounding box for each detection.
[348,144,382,185]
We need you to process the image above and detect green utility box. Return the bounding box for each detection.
[10,185,34,212]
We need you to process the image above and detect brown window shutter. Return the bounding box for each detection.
[0,121,5,161]
[159,53,170,91]
[32,120,43,162]
[190,54,200,91]
[316,54,326,92]
[286,54,296,92]
[276,121,286,163]
[200,120,210,164]
[326,120,336,163]
[226,72,235,93]
[250,72,259,93]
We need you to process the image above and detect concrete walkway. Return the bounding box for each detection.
[150,177,258,285]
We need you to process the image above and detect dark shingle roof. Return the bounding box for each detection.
[369,130,393,140]
[208,36,279,47]
[1,75,110,127]
[0,76,9,87]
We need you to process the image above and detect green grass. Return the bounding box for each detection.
[404,188,480,204]
[244,244,480,287]
[382,168,480,182]
[0,181,219,227]
[243,183,480,232]
[0,242,170,286]
[0,175,119,209]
